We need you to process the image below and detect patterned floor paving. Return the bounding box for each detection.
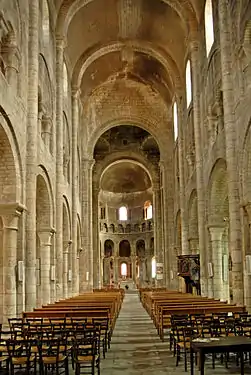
[100,291,251,375]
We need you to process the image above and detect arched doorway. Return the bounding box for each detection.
[119,240,131,279]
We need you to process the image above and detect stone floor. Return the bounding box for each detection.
[100,290,251,375]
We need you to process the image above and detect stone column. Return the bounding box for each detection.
[63,240,70,299]
[71,87,80,296]
[218,0,244,304]
[243,204,251,311]
[190,42,207,295]
[80,159,95,291]
[208,225,225,300]
[37,229,54,306]
[113,257,119,284]
[68,241,72,297]
[131,255,136,283]
[26,0,39,311]
[177,98,189,256]
[160,160,173,288]
[153,184,163,286]
[76,248,81,293]
[55,37,65,300]
[1,206,22,324]
[92,187,100,288]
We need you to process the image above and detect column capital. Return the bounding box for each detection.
[189,39,200,54]
[56,35,67,49]
[37,229,55,245]
[72,86,81,99]
[208,224,225,241]
[152,183,160,192]
[0,202,25,229]
[82,158,95,170]
[63,239,72,254]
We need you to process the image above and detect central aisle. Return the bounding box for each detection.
[101,291,244,375]
[101,290,172,375]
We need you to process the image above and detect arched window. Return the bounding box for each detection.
[63,62,68,96]
[186,60,192,107]
[173,101,178,141]
[205,0,214,56]
[42,0,50,42]
[144,201,152,220]
[119,206,127,221]
[121,262,127,277]
[152,257,156,278]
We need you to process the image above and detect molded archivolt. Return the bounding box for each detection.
[208,158,228,222]
[119,240,131,257]
[0,108,22,204]
[104,239,114,257]
[188,189,198,239]
[63,196,72,240]
[83,79,170,148]
[36,165,54,227]
[90,120,164,159]
[36,174,52,229]
[242,124,251,202]
[56,0,198,37]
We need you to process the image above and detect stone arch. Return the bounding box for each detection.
[89,118,166,160]
[37,165,54,226]
[72,41,181,91]
[56,0,197,37]
[63,196,71,240]
[188,189,199,254]
[242,124,251,202]
[0,0,21,86]
[208,158,228,222]
[36,174,51,229]
[104,239,114,257]
[0,107,22,203]
[119,240,131,257]
[94,155,157,191]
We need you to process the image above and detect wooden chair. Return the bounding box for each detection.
[37,337,69,375]
[7,338,36,375]
[72,336,100,375]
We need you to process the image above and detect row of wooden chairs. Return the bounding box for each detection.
[140,289,246,340]
[1,288,125,374]
[171,312,251,372]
